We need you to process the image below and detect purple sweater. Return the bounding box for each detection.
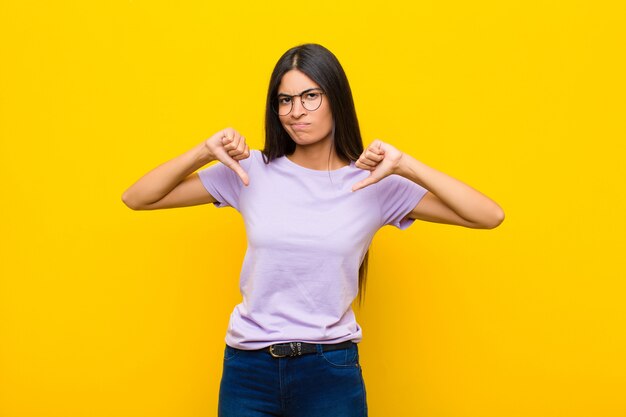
[197,150,428,350]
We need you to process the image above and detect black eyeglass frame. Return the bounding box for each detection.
[272,88,326,116]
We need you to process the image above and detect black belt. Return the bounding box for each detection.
[263,340,354,358]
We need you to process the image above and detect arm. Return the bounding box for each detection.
[121,128,250,210]
[121,141,216,210]
[352,140,505,229]
[396,153,505,229]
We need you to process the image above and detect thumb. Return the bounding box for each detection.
[219,152,249,186]
[351,174,379,192]
[226,159,249,186]
[218,136,249,186]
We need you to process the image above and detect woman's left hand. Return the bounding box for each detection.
[352,139,404,191]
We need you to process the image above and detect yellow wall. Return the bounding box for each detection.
[1,1,625,416]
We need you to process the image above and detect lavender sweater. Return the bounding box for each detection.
[197,150,428,350]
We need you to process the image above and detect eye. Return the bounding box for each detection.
[278,97,291,104]
[306,93,319,99]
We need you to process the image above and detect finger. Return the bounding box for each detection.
[368,139,383,152]
[235,136,247,153]
[227,138,247,158]
[223,128,235,141]
[351,176,379,192]
[355,160,374,171]
[224,159,249,186]
[221,136,233,149]
[223,135,240,151]
[232,144,250,161]
[370,146,384,156]
[358,157,378,168]
[366,149,385,161]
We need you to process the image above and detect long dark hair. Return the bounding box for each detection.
[261,43,369,306]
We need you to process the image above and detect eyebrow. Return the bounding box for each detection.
[277,87,322,96]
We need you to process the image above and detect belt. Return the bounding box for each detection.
[263,340,355,358]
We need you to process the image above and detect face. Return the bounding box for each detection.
[276,69,334,148]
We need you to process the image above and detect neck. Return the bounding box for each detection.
[287,138,349,171]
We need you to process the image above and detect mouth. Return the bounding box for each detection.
[291,123,310,130]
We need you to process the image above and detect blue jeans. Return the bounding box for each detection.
[218,341,368,417]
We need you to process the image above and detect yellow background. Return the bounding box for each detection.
[1,1,625,416]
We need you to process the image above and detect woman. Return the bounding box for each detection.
[122,43,504,417]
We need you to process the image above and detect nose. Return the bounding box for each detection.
[290,97,307,117]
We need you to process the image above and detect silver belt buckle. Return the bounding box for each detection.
[269,342,303,358]
[269,344,288,358]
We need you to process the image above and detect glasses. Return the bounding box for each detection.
[272,88,325,116]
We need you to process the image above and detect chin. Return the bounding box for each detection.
[295,138,324,147]
[290,133,314,144]
[292,131,331,145]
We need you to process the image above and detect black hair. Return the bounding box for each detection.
[262,43,369,306]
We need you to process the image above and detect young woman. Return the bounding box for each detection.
[122,43,504,417]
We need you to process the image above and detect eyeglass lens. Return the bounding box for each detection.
[275,90,323,116]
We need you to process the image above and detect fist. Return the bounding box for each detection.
[352,139,403,191]
[204,127,250,185]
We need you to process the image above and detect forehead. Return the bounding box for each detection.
[277,69,321,95]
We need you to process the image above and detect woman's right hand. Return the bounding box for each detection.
[204,127,251,186]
